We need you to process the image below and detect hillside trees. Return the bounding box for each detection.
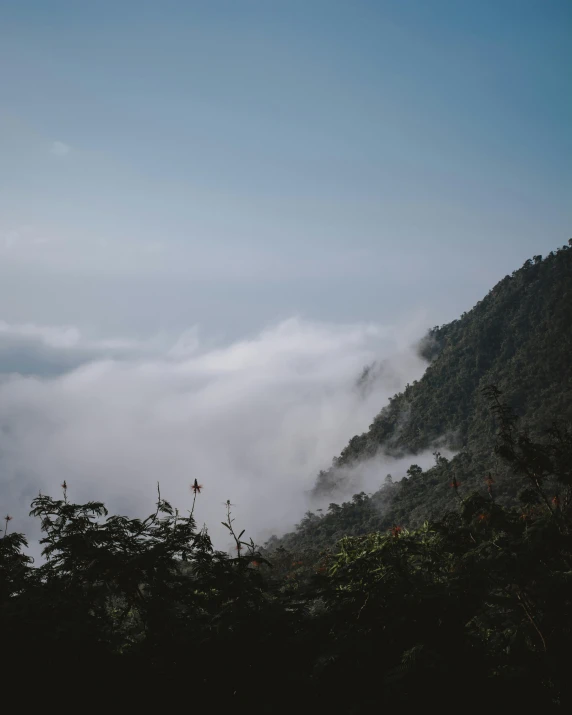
[2,390,572,711]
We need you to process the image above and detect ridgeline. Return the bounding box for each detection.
[2,243,572,712]
[270,242,572,553]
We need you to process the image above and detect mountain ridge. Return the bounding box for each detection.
[270,241,572,552]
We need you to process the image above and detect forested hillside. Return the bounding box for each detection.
[3,245,572,712]
[3,396,572,711]
[273,243,572,552]
[329,243,572,475]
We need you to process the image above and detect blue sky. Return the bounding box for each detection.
[1,0,570,340]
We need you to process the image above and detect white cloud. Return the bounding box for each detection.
[0,320,161,379]
[49,140,71,156]
[0,320,81,348]
[0,317,428,554]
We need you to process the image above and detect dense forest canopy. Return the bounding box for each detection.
[326,243,572,475]
[267,243,572,554]
[2,245,572,711]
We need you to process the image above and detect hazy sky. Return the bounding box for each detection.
[1,0,570,340]
[0,1,571,551]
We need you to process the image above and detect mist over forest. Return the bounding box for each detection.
[2,1,571,711]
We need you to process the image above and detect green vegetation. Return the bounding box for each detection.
[2,389,572,710]
[2,246,572,710]
[277,243,572,552]
[345,244,572,467]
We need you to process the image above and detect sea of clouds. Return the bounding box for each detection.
[0,316,432,554]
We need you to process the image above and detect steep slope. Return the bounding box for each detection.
[270,243,572,553]
[317,243,572,493]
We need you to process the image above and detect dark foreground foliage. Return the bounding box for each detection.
[2,396,572,712]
